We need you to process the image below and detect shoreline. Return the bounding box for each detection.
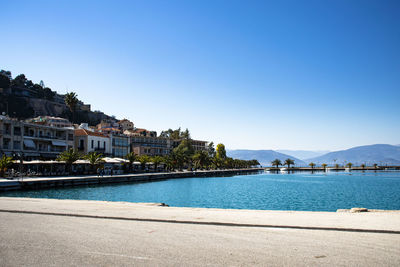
[0,168,263,191]
[1,197,399,233]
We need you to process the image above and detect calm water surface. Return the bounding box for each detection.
[2,171,400,211]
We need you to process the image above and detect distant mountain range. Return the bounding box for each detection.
[276,150,330,160]
[228,144,400,166]
[304,144,400,165]
[226,150,306,166]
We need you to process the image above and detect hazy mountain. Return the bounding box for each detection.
[227,150,306,166]
[305,144,400,165]
[276,150,330,160]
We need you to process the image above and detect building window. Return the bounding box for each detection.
[98,141,100,148]
[13,141,21,150]
[104,141,106,149]
[3,138,11,149]
[91,140,94,149]
[14,127,21,136]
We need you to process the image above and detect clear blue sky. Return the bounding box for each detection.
[1,0,399,151]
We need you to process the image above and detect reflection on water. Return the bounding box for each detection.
[2,171,400,211]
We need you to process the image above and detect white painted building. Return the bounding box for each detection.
[74,129,111,155]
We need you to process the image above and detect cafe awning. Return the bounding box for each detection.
[23,139,36,149]
[52,140,67,146]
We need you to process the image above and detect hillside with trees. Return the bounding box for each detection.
[0,69,114,125]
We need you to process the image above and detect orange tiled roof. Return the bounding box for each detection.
[75,129,109,138]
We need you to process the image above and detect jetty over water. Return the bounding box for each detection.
[265,166,400,172]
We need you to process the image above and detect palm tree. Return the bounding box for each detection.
[151,156,164,171]
[360,164,366,169]
[57,148,81,173]
[345,162,353,169]
[321,163,327,170]
[373,163,378,169]
[284,158,295,169]
[193,150,210,170]
[271,159,282,168]
[65,92,78,122]
[309,162,316,169]
[137,155,150,171]
[85,152,104,174]
[334,163,340,169]
[125,152,137,172]
[0,155,13,177]
[164,156,175,171]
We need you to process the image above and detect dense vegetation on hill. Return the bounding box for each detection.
[0,69,113,125]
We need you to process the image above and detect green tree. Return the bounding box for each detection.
[207,142,216,158]
[345,162,353,169]
[334,163,340,169]
[137,155,150,171]
[216,143,227,160]
[284,158,295,169]
[65,92,79,122]
[360,164,366,169]
[12,74,27,87]
[125,152,137,172]
[85,152,104,173]
[151,156,164,171]
[57,148,81,173]
[321,163,327,170]
[309,162,316,169]
[163,155,175,171]
[271,159,282,168]
[172,139,195,169]
[0,73,11,90]
[181,128,190,140]
[373,163,378,169]
[192,150,210,170]
[0,155,13,177]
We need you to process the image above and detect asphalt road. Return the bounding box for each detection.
[1,211,399,266]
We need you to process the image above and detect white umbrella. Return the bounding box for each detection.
[113,157,129,163]
[74,159,90,164]
[103,157,123,164]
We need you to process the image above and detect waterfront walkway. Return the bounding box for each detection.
[0,168,263,191]
[0,197,399,266]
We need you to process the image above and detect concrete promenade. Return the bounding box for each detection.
[0,168,263,191]
[1,197,399,266]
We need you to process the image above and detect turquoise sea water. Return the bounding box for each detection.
[2,171,400,211]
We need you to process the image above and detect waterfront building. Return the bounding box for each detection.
[111,133,130,157]
[191,139,208,151]
[74,129,111,155]
[118,119,134,131]
[98,127,130,158]
[27,116,73,128]
[0,115,74,160]
[96,119,119,130]
[171,139,208,152]
[130,135,170,156]
[123,128,168,156]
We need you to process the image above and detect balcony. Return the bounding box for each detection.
[24,134,67,141]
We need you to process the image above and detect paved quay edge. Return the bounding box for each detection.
[1,208,399,234]
[1,197,399,233]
